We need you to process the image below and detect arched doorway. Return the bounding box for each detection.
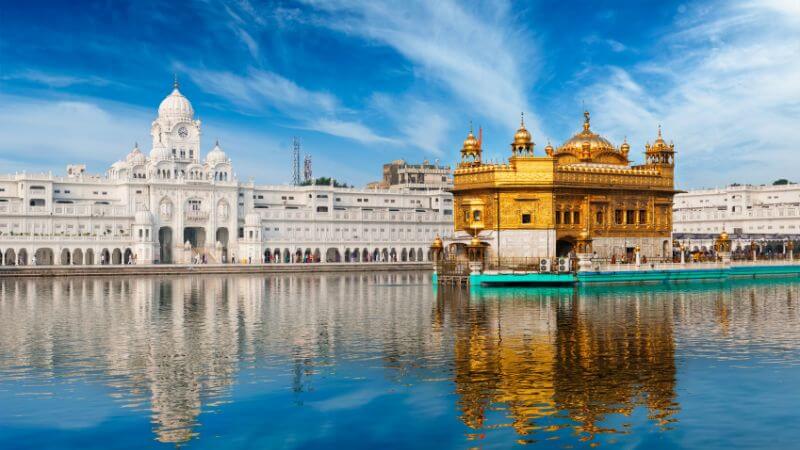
[294,249,302,263]
[409,248,416,261]
[73,248,83,265]
[351,248,360,262]
[158,227,173,263]
[373,249,380,262]
[17,249,27,265]
[556,238,575,257]
[283,248,291,263]
[85,249,94,265]
[326,248,341,263]
[100,248,110,264]
[303,248,312,263]
[313,248,321,263]
[4,249,16,265]
[390,248,397,262]
[112,248,122,264]
[35,248,54,265]
[362,248,369,262]
[382,248,389,262]
[216,227,229,262]
[183,227,206,249]
[60,248,71,265]
[124,248,134,264]
[264,248,271,263]
[273,249,281,263]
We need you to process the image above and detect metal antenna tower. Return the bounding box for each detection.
[303,154,312,183]
[291,137,301,185]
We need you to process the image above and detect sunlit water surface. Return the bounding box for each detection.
[1,273,800,449]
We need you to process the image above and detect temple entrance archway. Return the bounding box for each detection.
[216,227,229,262]
[183,227,206,249]
[158,227,173,263]
[326,248,341,263]
[112,248,122,265]
[556,238,575,257]
[60,248,71,265]
[3,249,14,265]
[35,248,54,265]
[124,248,134,264]
[73,249,83,265]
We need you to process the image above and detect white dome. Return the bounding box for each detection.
[111,160,127,170]
[205,140,229,165]
[158,87,194,120]
[126,144,147,165]
[150,144,170,161]
[245,213,261,226]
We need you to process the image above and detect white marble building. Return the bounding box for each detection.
[0,82,454,265]
[673,183,800,253]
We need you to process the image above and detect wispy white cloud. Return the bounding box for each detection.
[580,0,800,188]
[1,70,114,88]
[180,65,401,146]
[0,95,149,172]
[369,93,451,157]
[310,119,398,145]
[302,0,537,132]
[180,65,338,114]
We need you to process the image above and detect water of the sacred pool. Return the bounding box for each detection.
[1,273,799,449]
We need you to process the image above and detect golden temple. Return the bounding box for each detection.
[447,111,677,260]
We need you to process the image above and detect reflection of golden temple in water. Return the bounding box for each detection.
[1,275,800,445]
[434,283,800,444]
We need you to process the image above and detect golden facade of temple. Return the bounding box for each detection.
[449,112,677,259]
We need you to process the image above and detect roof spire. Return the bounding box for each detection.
[469,120,473,134]
[173,73,179,90]
[215,138,220,147]
[520,111,525,127]
[657,124,662,138]
[583,110,591,132]
[134,141,138,149]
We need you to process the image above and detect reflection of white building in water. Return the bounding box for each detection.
[0,81,453,265]
[673,184,800,252]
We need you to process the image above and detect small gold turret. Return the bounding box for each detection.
[460,122,481,166]
[511,112,534,157]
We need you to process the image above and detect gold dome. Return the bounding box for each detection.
[719,230,729,240]
[544,141,554,156]
[462,123,479,152]
[513,112,532,145]
[430,234,443,249]
[558,111,615,155]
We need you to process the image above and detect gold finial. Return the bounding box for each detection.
[657,124,662,138]
[520,111,525,127]
[469,120,473,134]
[583,110,590,132]
[173,73,179,89]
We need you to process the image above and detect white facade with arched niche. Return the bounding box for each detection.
[0,83,453,265]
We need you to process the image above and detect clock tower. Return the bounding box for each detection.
[150,78,202,168]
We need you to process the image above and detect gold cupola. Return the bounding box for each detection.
[620,137,630,158]
[460,123,481,166]
[556,111,627,165]
[645,125,675,166]
[511,112,534,157]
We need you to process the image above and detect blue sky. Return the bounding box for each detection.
[0,0,798,187]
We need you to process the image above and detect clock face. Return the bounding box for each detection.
[178,127,188,138]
